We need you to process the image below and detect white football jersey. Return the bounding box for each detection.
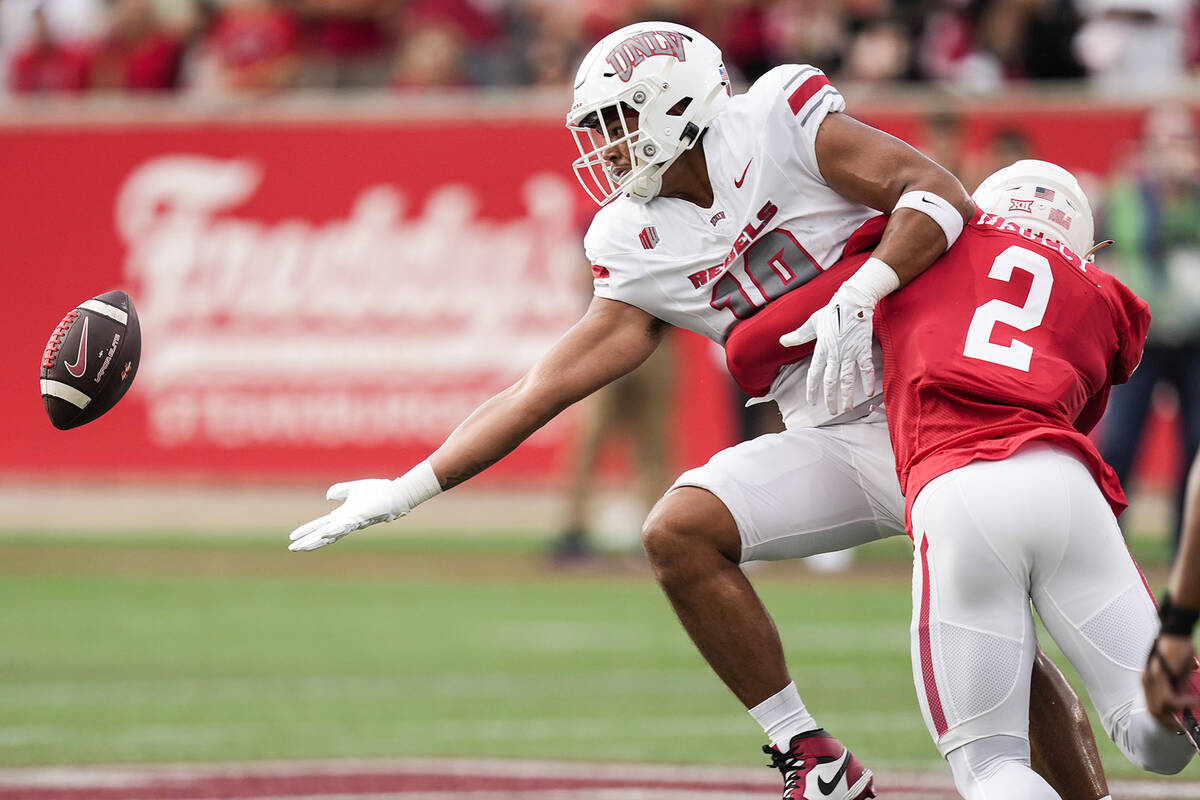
[586,65,883,427]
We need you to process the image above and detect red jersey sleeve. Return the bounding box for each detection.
[723,252,870,395]
[1105,271,1151,385]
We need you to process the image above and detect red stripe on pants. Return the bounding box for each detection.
[918,534,949,737]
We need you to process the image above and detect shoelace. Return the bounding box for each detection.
[42,311,79,371]
[763,744,805,794]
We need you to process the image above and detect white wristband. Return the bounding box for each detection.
[893,190,964,252]
[392,459,443,512]
[845,257,900,305]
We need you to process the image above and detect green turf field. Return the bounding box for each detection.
[0,530,1191,781]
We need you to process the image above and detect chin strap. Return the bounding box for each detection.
[1083,239,1115,262]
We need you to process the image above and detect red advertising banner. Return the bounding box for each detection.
[0,97,1174,484]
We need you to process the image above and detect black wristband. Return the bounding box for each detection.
[1160,592,1200,637]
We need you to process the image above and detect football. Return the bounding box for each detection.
[40,290,141,430]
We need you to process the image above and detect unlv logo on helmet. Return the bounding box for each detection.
[606,30,688,82]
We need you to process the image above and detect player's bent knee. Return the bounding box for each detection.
[1115,709,1195,775]
[641,486,741,568]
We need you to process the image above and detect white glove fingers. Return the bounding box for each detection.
[839,360,857,415]
[289,521,354,551]
[859,354,876,399]
[290,514,333,541]
[326,482,352,501]
[823,358,840,416]
[806,342,826,405]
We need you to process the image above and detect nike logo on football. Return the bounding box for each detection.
[65,317,89,378]
[814,750,850,796]
[734,159,752,188]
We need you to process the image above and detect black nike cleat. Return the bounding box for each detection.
[764,729,875,800]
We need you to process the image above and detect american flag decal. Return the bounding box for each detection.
[1048,208,1072,229]
[639,226,660,250]
[1034,186,1055,201]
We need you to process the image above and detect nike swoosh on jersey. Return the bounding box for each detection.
[734,159,753,188]
[815,750,850,795]
[64,316,89,378]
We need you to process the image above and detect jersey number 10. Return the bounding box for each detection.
[709,230,821,319]
[962,245,1053,372]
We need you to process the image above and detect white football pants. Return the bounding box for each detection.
[909,444,1194,799]
[671,412,905,563]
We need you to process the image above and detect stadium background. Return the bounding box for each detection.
[3,0,1200,797]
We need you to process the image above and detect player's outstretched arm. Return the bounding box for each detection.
[1145,451,1200,724]
[288,297,669,551]
[781,113,974,414]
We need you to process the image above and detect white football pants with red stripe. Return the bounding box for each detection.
[909,444,1194,799]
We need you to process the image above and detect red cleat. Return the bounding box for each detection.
[763,729,875,799]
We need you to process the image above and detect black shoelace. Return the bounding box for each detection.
[764,744,804,794]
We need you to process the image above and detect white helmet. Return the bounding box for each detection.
[972,159,1095,258]
[566,21,731,206]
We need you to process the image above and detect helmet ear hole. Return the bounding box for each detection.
[666,97,693,116]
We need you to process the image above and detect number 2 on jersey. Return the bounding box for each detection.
[962,245,1053,371]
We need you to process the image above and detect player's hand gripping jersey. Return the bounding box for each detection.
[874,211,1149,521]
[585,64,886,427]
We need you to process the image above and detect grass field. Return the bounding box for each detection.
[0,527,1196,795]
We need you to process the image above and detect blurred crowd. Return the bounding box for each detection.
[2,0,1199,97]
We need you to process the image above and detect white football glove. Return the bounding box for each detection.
[288,461,442,552]
[779,282,877,416]
[288,479,408,551]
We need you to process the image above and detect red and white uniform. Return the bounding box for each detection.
[874,214,1193,781]
[585,66,907,564]
[875,210,1148,526]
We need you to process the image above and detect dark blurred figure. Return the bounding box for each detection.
[504,0,584,88]
[296,0,393,88]
[919,0,1083,89]
[919,109,968,181]
[390,0,500,88]
[551,340,676,563]
[9,4,90,93]
[1100,104,1200,553]
[761,0,849,78]
[88,0,184,92]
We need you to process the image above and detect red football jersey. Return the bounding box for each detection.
[876,212,1149,523]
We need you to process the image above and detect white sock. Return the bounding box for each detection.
[749,682,818,751]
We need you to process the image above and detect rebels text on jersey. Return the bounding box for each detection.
[874,212,1150,523]
[585,65,880,348]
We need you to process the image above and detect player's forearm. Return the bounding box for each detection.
[872,202,968,287]
[428,382,566,491]
[816,115,972,291]
[1169,452,1200,611]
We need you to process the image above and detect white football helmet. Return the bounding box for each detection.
[567,21,731,205]
[972,159,1095,258]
